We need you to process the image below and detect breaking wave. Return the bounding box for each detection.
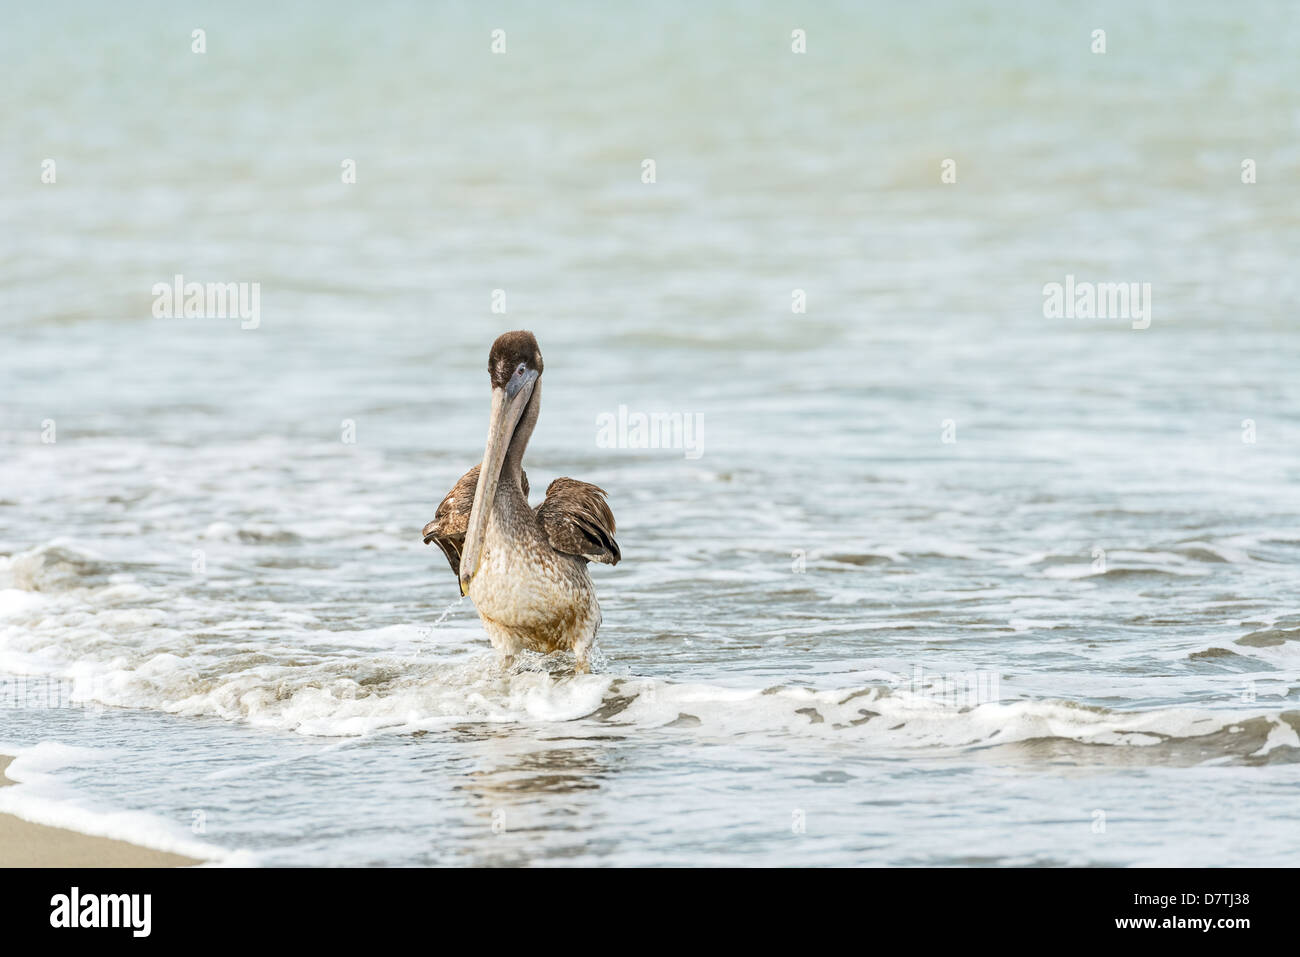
[2,543,1296,764]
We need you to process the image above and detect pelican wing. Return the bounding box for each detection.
[422,465,528,580]
[534,478,621,565]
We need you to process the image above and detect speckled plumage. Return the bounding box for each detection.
[422,465,529,575]
[422,331,619,672]
[469,477,606,667]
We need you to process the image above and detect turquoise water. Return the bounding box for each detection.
[1,1,1298,865]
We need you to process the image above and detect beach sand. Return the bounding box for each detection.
[0,755,200,867]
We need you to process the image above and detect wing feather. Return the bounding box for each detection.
[422,465,528,582]
[534,478,620,565]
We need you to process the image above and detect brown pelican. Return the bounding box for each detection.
[422,331,620,673]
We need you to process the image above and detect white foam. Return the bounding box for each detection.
[0,742,249,865]
[609,680,1260,752]
[1251,718,1300,757]
[0,541,1294,759]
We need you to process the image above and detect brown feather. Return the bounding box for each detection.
[534,478,621,565]
[422,465,528,578]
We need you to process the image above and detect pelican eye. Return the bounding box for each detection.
[514,363,527,377]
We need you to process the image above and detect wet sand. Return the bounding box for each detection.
[0,755,199,868]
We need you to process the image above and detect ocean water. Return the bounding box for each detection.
[2,0,1299,865]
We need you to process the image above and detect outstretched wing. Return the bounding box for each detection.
[422,465,528,581]
[534,478,620,565]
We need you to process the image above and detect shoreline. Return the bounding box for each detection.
[0,755,200,868]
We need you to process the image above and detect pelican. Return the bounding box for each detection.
[422,331,620,673]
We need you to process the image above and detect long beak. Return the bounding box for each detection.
[460,371,538,595]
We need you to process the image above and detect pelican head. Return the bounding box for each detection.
[459,331,544,595]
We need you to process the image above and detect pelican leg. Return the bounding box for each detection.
[572,642,591,675]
